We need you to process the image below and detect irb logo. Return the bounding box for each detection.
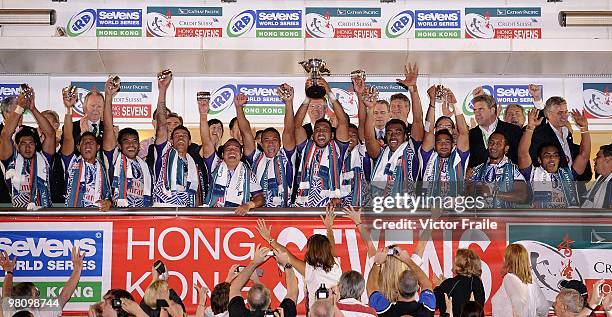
[67,9,96,37]
[209,84,237,115]
[227,10,256,37]
[385,10,414,38]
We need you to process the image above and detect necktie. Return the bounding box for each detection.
[92,123,98,137]
[377,130,384,140]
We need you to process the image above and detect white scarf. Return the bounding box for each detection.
[4,152,49,210]
[371,141,409,187]
[295,141,342,205]
[340,144,366,195]
[203,159,251,207]
[162,146,199,195]
[421,149,463,182]
[112,151,152,207]
[583,174,612,208]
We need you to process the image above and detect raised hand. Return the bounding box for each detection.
[528,84,542,102]
[256,219,272,242]
[71,246,85,271]
[322,205,336,230]
[397,63,418,88]
[105,76,120,97]
[342,205,362,226]
[0,251,17,272]
[373,248,387,265]
[277,83,294,102]
[317,77,332,94]
[427,85,438,103]
[195,285,209,306]
[253,244,271,265]
[157,70,173,90]
[571,109,588,129]
[275,250,290,267]
[472,86,485,98]
[63,88,78,109]
[352,76,366,95]
[527,108,543,129]
[234,93,248,108]
[198,96,210,115]
[305,79,314,92]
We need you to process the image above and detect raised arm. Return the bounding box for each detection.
[397,63,424,141]
[58,247,84,308]
[198,97,215,159]
[343,206,377,258]
[294,90,310,145]
[322,205,337,257]
[364,94,382,159]
[0,251,17,298]
[60,90,78,157]
[0,97,24,160]
[234,93,255,156]
[28,98,57,157]
[421,86,438,152]
[102,77,120,151]
[155,71,172,145]
[229,245,271,299]
[275,250,298,303]
[448,89,469,152]
[319,78,349,142]
[353,77,367,142]
[279,83,296,151]
[571,109,591,175]
[255,219,306,276]
[366,250,387,295]
[397,248,433,290]
[519,109,542,169]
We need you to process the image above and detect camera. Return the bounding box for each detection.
[153,260,166,275]
[387,247,399,256]
[266,250,275,257]
[264,309,278,317]
[316,283,329,300]
[235,265,245,273]
[156,299,169,309]
[111,298,128,317]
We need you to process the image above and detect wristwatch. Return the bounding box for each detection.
[284,263,293,269]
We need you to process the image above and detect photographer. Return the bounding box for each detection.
[228,245,297,317]
[138,263,185,317]
[88,289,147,317]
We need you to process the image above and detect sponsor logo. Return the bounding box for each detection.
[465,7,542,39]
[67,9,96,37]
[461,84,541,116]
[582,83,612,119]
[385,10,414,38]
[305,13,334,38]
[0,84,21,99]
[227,10,256,37]
[415,10,460,28]
[96,9,142,28]
[209,84,237,115]
[146,12,176,37]
[237,85,283,104]
[257,10,301,29]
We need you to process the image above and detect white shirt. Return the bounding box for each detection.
[305,258,343,308]
[337,298,377,317]
[549,123,573,167]
[479,118,498,146]
[491,273,549,317]
[374,128,385,140]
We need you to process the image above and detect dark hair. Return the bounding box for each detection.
[314,118,332,130]
[348,123,358,131]
[171,125,191,140]
[390,93,410,106]
[472,94,497,110]
[117,128,139,144]
[15,127,39,146]
[460,301,485,317]
[304,234,336,272]
[208,118,224,135]
[435,129,454,143]
[210,282,230,314]
[537,142,560,158]
[261,127,281,140]
[12,311,34,317]
[104,289,134,301]
[13,282,37,297]
[489,131,508,146]
[223,138,242,151]
[600,144,612,157]
[385,118,407,133]
[255,130,264,138]
[79,131,100,145]
[506,104,524,113]
[229,117,238,130]
[545,96,567,110]
[435,116,455,130]
[167,112,183,125]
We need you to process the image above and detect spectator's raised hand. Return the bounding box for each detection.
[0,251,17,272]
[71,246,84,271]
[571,109,588,129]
[256,218,273,242]
[274,249,291,267]
[253,244,271,266]
[587,279,605,309]
[120,298,145,317]
[472,86,485,98]
[397,63,418,88]
[528,84,542,102]
[322,205,336,230]
[373,248,387,265]
[195,285,209,306]
[342,205,362,226]
[527,108,543,129]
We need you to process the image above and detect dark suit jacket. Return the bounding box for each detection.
[529,122,592,182]
[468,120,523,168]
[61,119,105,150]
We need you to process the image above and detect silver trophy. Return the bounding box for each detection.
[197,91,211,102]
[299,58,331,99]
[435,85,447,103]
[109,75,121,92]
[20,84,34,100]
[157,69,172,81]
[62,85,77,99]
[276,85,293,99]
[364,85,379,103]
[350,69,366,81]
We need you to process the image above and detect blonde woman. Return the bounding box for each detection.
[434,249,485,317]
[491,244,549,317]
[141,280,185,317]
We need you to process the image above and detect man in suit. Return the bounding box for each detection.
[61,89,106,151]
[529,96,592,183]
[301,97,327,139]
[468,93,523,168]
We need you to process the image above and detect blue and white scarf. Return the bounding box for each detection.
[153,145,198,207]
[295,140,342,207]
[471,156,521,208]
[421,148,466,197]
[531,166,579,208]
[583,174,612,208]
[252,149,291,207]
[111,150,152,207]
[203,159,252,207]
[371,141,417,196]
[66,156,110,208]
[340,144,370,207]
[3,151,51,210]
